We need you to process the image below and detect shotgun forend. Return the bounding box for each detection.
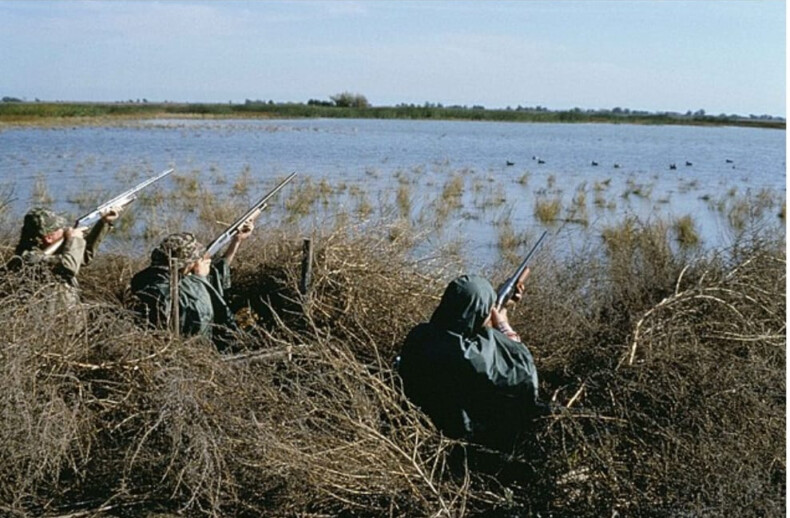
[495,230,548,309]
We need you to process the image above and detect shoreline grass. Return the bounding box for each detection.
[0,101,784,129]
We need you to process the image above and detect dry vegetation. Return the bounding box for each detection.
[0,196,785,517]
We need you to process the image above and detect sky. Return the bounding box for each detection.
[0,1,786,117]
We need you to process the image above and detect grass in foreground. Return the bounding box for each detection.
[0,210,784,517]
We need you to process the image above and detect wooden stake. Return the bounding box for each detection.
[168,254,180,338]
[300,238,313,296]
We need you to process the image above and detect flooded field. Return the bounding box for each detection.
[0,118,784,268]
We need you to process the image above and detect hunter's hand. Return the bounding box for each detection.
[490,301,522,342]
[489,305,510,329]
[191,257,212,277]
[223,220,253,265]
[509,267,530,306]
[101,206,122,223]
[234,219,255,241]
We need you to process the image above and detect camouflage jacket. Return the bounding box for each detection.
[4,220,112,306]
[130,258,238,348]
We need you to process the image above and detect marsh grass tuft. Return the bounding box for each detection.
[567,184,589,225]
[170,170,202,210]
[673,214,700,247]
[433,173,465,221]
[722,190,779,233]
[396,182,412,218]
[623,178,653,200]
[355,192,373,218]
[496,216,520,264]
[285,177,320,221]
[232,165,253,196]
[441,173,465,203]
[317,178,333,205]
[593,189,612,210]
[66,189,104,211]
[31,174,54,205]
[534,196,562,225]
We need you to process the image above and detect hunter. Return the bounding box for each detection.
[130,222,253,350]
[5,206,121,307]
[397,273,549,450]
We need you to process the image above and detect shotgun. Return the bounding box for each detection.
[44,167,174,255]
[495,230,548,309]
[205,172,297,258]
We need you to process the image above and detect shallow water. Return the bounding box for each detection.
[0,118,785,269]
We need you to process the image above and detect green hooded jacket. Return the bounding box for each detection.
[130,258,238,349]
[398,274,540,447]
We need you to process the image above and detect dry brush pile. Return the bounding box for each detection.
[0,217,785,517]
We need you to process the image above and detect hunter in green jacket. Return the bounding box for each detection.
[130,226,252,350]
[397,274,546,450]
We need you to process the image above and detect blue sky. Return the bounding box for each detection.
[0,1,785,116]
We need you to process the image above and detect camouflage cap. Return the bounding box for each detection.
[151,232,206,268]
[22,207,67,238]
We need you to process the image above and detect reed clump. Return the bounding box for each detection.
[31,174,54,205]
[284,177,321,220]
[395,182,412,219]
[231,165,253,196]
[496,218,521,265]
[434,173,465,222]
[0,213,784,517]
[534,196,562,224]
[673,214,700,247]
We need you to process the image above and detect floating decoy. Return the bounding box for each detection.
[669,163,677,170]
[725,159,734,163]
[591,161,599,166]
[506,160,515,166]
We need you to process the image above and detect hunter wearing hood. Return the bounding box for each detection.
[397,274,543,449]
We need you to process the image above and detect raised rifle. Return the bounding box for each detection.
[495,230,548,309]
[44,167,174,255]
[205,172,297,258]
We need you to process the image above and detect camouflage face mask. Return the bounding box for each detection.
[151,232,206,268]
[22,207,67,239]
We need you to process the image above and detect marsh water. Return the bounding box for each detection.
[0,118,785,268]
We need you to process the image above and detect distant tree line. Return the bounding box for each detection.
[1,92,785,126]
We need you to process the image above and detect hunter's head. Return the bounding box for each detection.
[151,232,206,269]
[429,274,496,336]
[20,207,67,247]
